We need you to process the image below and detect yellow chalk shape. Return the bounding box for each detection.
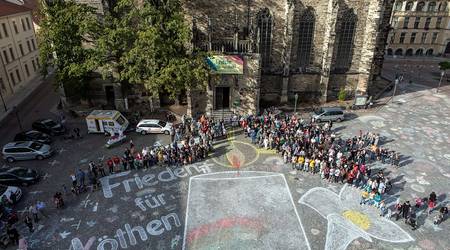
[342,210,371,231]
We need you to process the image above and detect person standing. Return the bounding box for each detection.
[76,169,85,187]
[428,191,437,214]
[24,215,33,233]
[6,225,20,245]
[402,201,411,219]
[36,201,48,218]
[28,204,39,223]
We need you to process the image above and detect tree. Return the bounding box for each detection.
[438,61,450,71]
[120,0,209,99]
[38,0,99,99]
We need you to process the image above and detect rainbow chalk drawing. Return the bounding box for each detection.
[299,184,414,250]
[182,171,310,250]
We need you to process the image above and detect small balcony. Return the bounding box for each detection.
[195,38,254,54]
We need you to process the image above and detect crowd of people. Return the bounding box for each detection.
[238,108,448,229]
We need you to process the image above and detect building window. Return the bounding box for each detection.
[428,2,436,12]
[390,33,395,44]
[424,17,431,29]
[421,32,428,43]
[9,47,14,61]
[399,32,406,43]
[2,50,9,63]
[12,21,18,34]
[26,40,31,52]
[26,17,31,30]
[335,9,357,72]
[9,73,15,86]
[416,1,425,11]
[36,58,40,68]
[414,17,420,28]
[405,1,414,11]
[436,17,442,28]
[19,44,24,56]
[31,39,36,50]
[0,77,5,91]
[394,1,403,11]
[403,17,410,29]
[392,17,399,28]
[21,19,26,31]
[257,8,273,71]
[31,59,36,71]
[24,64,30,77]
[431,32,438,44]
[297,8,315,68]
[1,23,8,37]
[410,32,417,43]
[15,69,21,82]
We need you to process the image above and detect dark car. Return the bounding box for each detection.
[32,119,65,135]
[0,167,40,186]
[14,130,51,144]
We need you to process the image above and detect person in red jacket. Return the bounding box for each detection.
[106,158,114,174]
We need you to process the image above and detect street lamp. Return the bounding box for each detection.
[13,106,23,132]
[392,78,399,103]
[294,93,299,114]
[437,70,445,93]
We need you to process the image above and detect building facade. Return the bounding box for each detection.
[0,0,40,104]
[184,0,394,117]
[387,0,450,57]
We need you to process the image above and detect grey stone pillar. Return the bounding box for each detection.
[318,0,339,103]
[280,1,295,104]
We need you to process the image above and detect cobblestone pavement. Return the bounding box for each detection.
[2,85,450,250]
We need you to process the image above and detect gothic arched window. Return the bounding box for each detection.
[257,8,273,71]
[428,2,436,12]
[416,1,425,11]
[297,8,315,68]
[394,1,403,11]
[334,10,357,72]
[405,1,414,11]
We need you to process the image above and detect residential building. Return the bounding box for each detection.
[387,0,450,57]
[0,0,40,102]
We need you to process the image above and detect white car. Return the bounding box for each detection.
[0,185,22,204]
[136,119,173,135]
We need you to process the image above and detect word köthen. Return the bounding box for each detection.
[70,213,181,250]
[101,163,212,198]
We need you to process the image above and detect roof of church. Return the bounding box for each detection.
[0,0,32,17]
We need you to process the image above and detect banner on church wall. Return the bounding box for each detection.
[206,55,244,74]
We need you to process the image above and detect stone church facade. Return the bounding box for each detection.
[184,0,394,117]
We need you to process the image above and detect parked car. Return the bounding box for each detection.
[32,119,65,135]
[135,119,173,135]
[311,107,345,123]
[0,185,22,204]
[0,167,40,186]
[2,141,54,163]
[14,130,51,144]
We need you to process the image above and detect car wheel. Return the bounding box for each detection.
[140,131,147,135]
[6,157,14,163]
[337,118,343,122]
[36,155,44,160]
[164,131,169,135]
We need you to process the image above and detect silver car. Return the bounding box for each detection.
[311,107,345,122]
[2,141,53,163]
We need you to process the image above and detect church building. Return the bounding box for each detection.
[183,0,394,117]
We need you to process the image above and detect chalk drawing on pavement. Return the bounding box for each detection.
[299,184,414,250]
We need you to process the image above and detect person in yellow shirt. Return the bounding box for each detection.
[297,156,304,170]
[309,159,315,173]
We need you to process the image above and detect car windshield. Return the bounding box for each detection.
[116,116,126,126]
[29,142,43,150]
[27,131,40,137]
[12,169,29,176]
[314,108,324,115]
[43,120,57,127]
[158,121,167,127]
[0,186,7,193]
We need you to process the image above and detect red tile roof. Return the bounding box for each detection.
[0,0,32,17]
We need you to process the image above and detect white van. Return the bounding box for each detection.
[86,110,129,134]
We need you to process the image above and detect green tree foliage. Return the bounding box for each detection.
[338,87,346,101]
[438,61,450,71]
[38,0,99,98]
[119,0,209,99]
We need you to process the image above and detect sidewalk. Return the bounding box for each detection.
[0,73,47,123]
